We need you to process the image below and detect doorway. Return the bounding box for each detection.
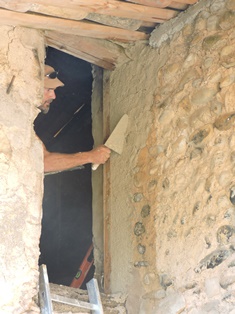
[34,47,94,288]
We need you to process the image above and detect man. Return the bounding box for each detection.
[38,65,111,173]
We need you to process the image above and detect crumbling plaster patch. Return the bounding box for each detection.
[0,26,44,313]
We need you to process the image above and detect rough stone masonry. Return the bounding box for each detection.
[104,0,235,312]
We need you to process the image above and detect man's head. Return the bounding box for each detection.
[38,65,64,114]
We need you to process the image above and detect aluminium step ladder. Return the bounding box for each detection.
[39,264,103,314]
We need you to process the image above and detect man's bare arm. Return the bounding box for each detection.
[43,144,111,173]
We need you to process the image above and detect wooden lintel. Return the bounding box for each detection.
[0,8,148,42]
[45,31,120,70]
[45,31,119,62]
[46,39,115,70]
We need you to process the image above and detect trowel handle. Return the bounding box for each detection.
[92,163,100,171]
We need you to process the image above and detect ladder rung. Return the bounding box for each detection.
[51,293,98,311]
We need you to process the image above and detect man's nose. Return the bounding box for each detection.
[49,89,56,99]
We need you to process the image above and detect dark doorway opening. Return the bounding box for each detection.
[34,47,94,289]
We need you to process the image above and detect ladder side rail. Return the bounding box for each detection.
[39,265,54,314]
[87,278,104,314]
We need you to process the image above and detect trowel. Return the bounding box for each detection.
[92,114,129,170]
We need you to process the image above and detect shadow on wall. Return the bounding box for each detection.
[34,47,94,288]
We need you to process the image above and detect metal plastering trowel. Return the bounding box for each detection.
[92,114,128,170]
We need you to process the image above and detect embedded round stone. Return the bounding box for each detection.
[141,205,150,218]
[134,222,145,236]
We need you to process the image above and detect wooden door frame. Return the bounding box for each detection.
[102,70,111,293]
[91,67,112,293]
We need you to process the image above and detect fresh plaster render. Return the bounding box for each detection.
[94,0,235,312]
[0,26,44,313]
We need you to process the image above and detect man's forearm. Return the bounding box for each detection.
[43,143,111,173]
[44,151,91,173]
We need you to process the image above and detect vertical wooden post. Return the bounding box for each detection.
[103,70,111,293]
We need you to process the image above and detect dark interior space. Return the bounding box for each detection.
[34,47,95,288]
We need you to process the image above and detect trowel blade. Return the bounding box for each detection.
[105,114,128,154]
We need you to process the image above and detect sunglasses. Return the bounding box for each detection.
[45,71,58,79]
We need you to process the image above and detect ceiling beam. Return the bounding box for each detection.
[126,0,188,9]
[126,0,172,8]
[0,1,87,19]
[0,8,148,42]
[0,0,178,23]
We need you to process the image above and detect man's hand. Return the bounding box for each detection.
[89,145,111,164]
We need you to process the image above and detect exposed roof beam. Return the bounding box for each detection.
[126,0,172,8]
[0,1,87,19]
[0,8,148,42]
[75,0,177,22]
[0,0,177,23]
[126,0,187,9]
[0,0,198,69]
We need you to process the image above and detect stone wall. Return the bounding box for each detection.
[0,26,44,313]
[106,0,235,312]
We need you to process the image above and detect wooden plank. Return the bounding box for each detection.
[126,0,187,10]
[46,31,119,63]
[126,0,172,8]
[0,1,87,20]
[0,9,148,42]
[0,0,178,23]
[0,1,30,12]
[45,31,119,70]
[86,2,178,22]
[103,70,111,294]
[46,38,115,70]
[76,0,178,22]
[90,66,105,292]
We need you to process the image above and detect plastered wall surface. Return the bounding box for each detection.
[105,0,235,312]
[0,26,44,313]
